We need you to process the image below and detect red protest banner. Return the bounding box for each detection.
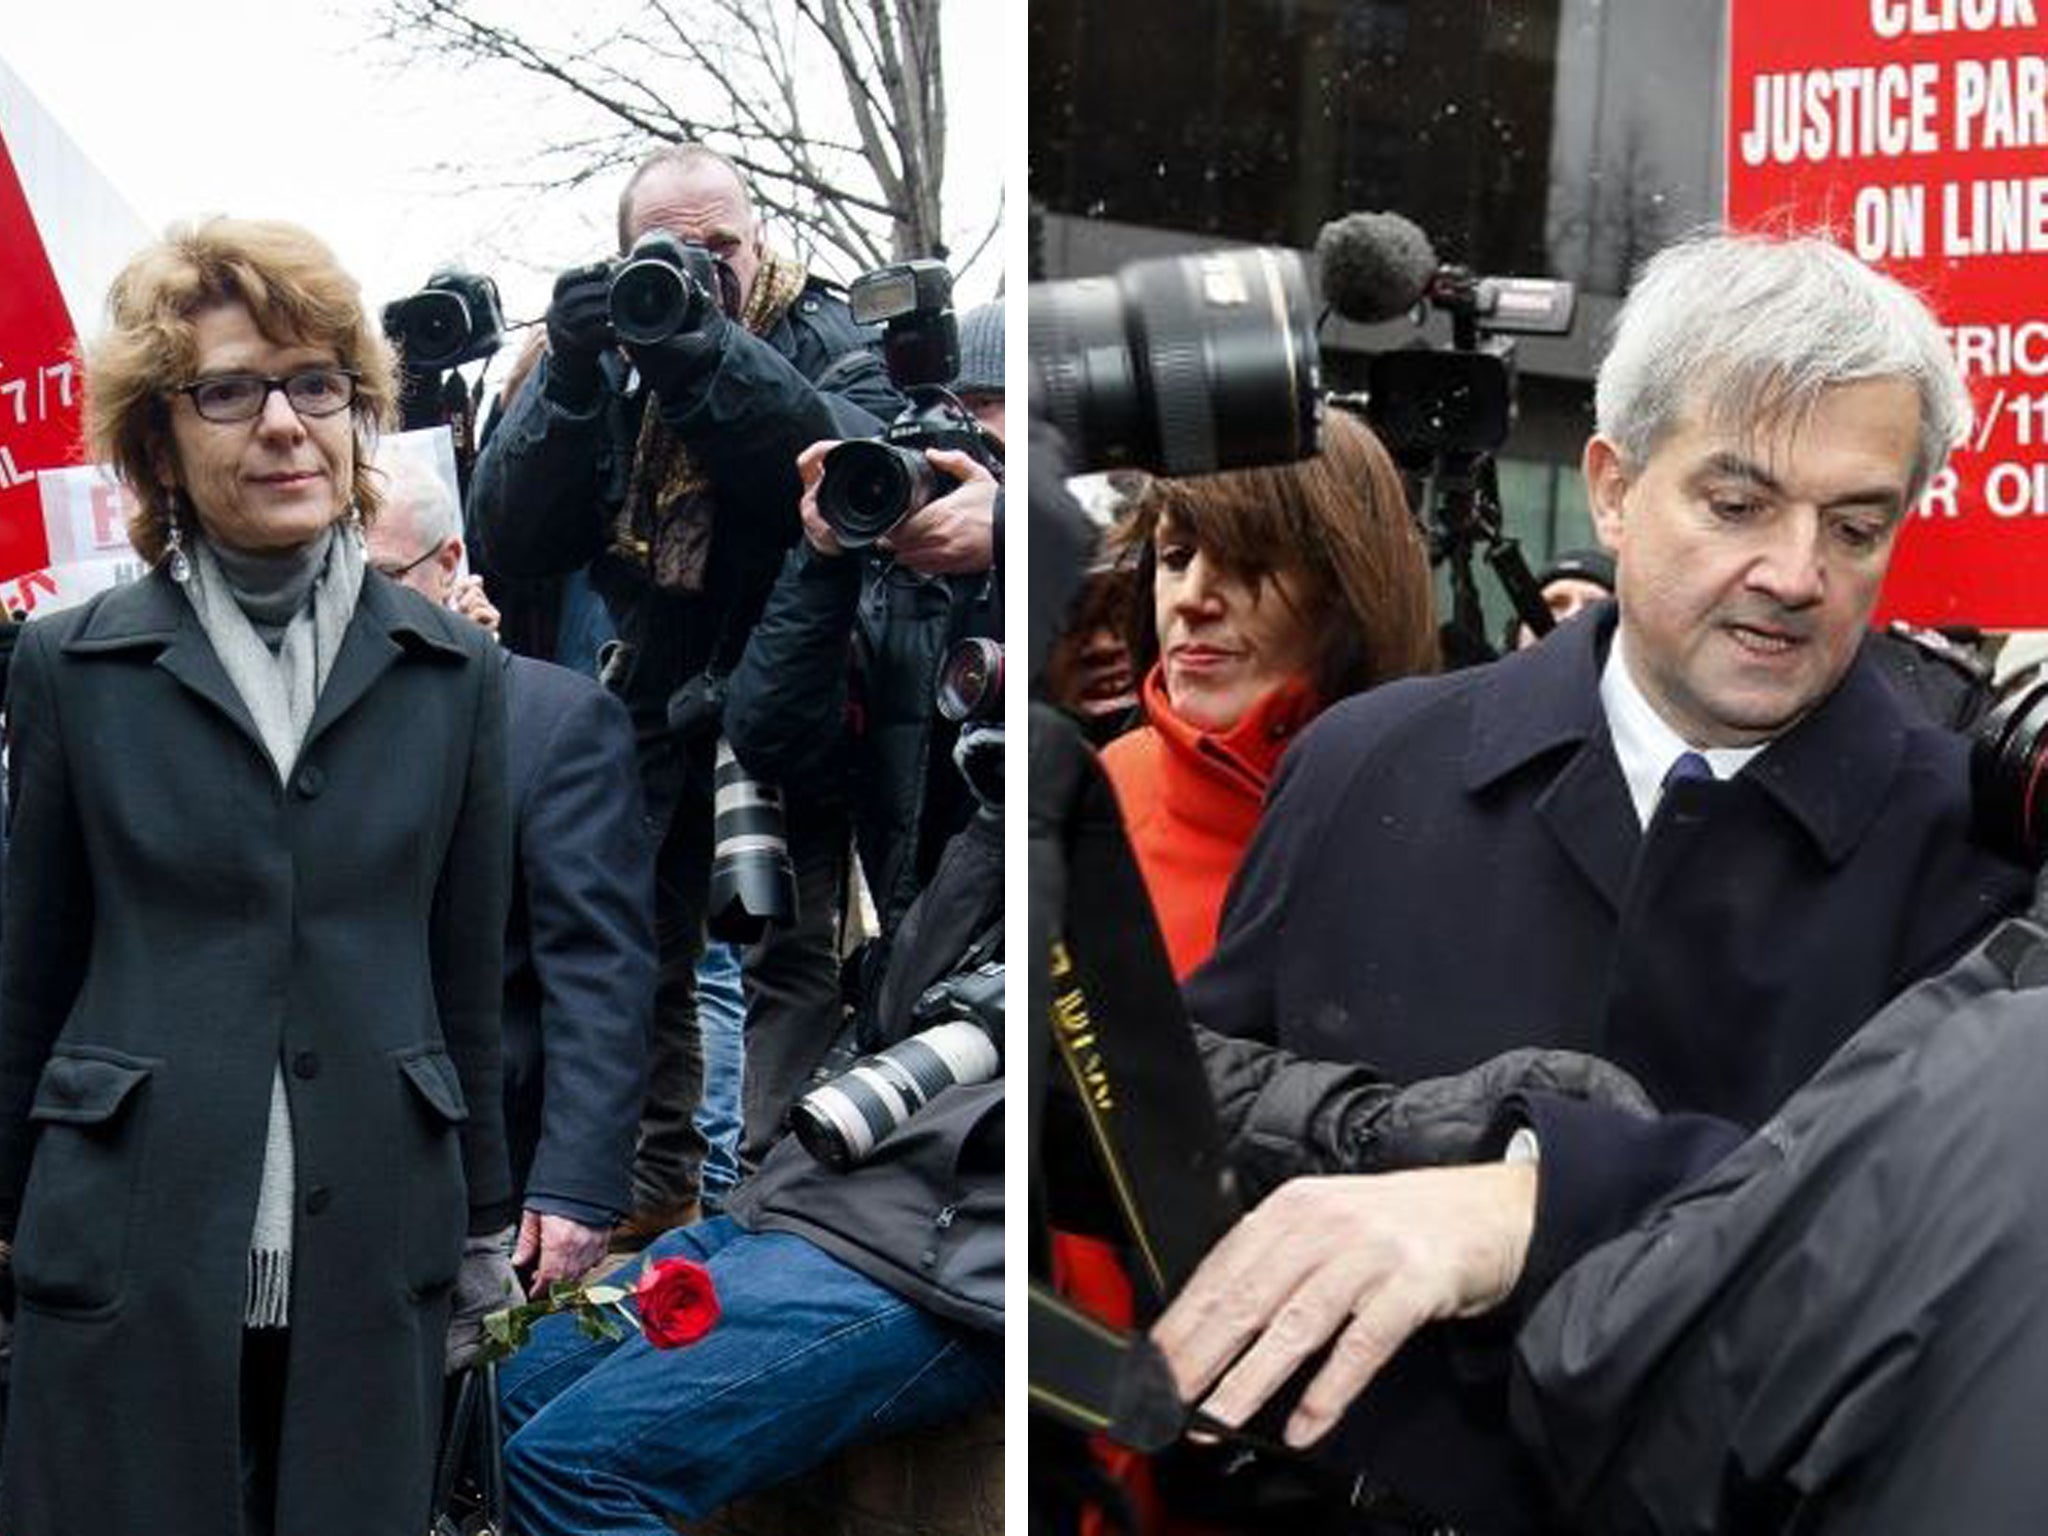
[1727,0,2048,627]
[0,126,70,582]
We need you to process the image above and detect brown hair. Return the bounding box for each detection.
[82,217,399,565]
[1117,409,1439,701]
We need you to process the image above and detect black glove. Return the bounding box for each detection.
[1349,1047,1656,1173]
[445,1225,520,1375]
[625,303,730,404]
[543,262,615,407]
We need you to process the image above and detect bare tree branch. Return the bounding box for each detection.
[365,0,965,272]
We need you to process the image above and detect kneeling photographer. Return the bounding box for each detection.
[468,144,904,1233]
[498,673,1004,1536]
[726,266,1004,942]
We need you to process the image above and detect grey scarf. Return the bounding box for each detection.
[182,522,365,1327]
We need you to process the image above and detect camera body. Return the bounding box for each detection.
[382,270,506,371]
[608,229,734,347]
[817,261,1004,548]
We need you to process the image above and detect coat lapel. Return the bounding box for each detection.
[58,568,471,774]
[302,574,469,755]
[1463,606,1638,912]
[60,572,271,769]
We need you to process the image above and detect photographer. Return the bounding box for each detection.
[498,719,1003,1536]
[726,297,1005,942]
[468,143,903,1234]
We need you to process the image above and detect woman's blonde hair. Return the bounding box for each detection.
[82,217,399,564]
[1117,409,1440,701]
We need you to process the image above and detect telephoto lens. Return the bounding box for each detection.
[789,962,1005,1170]
[706,737,797,944]
[1030,245,1323,476]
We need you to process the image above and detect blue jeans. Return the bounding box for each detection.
[691,942,745,1210]
[498,1217,999,1535]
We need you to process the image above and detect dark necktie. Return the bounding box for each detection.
[1663,750,1713,789]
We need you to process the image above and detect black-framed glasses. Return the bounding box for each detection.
[172,368,360,424]
[371,542,446,581]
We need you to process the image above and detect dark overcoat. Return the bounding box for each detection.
[0,568,512,1536]
[500,650,652,1217]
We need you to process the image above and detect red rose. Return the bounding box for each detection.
[636,1257,720,1349]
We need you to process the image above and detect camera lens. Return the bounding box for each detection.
[1971,679,2048,866]
[706,737,797,944]
[789,1020,1002,1170]
[386,291,473,371]
[817,440,939,546]
[937,638,1003,724]
[610,258,694,346]
[1029,246,1322,476]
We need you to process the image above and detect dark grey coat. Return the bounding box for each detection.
[0,568,512,1536]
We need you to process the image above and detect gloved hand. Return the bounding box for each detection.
[445,1225,520,1375]
[1347,1047,1656,1173]
[625,301,730,403]
[543,262,616,406]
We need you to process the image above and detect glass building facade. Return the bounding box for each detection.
[1031,0,1730,638]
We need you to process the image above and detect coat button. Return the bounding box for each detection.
[292,1050,321,1080]
[304,1186,332,1215]
[294,765,325,798]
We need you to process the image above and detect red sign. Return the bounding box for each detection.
[0,127,74,582]
[1727,0,2048,627]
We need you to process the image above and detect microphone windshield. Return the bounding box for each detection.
[1315,212,1438,325]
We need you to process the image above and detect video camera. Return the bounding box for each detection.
[607,229,741,346]
[1029,245,1324,477]
[381,270,507,371]
[1315,209,1578,666]
[816,260,1005,548]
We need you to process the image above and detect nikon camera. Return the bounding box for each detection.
[817,260,1005,548]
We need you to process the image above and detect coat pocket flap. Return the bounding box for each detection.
[29,1054,155,1125]
[397,1048,470,1124]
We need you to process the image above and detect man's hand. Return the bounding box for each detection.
[512,1209,611,1294]
[880,450,997,575]
[544,262,615,401]
[1152,1165,1537,1450]
[796,438,848,558]
[447,573,502,638]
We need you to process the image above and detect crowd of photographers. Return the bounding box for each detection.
[414,144,1007,1530]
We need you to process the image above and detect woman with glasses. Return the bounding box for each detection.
[0,218,515,1536]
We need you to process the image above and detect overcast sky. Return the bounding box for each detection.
[4,0,1010,356]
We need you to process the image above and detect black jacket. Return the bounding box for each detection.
[727,805,1002,1333]
[726,540,1001,931]
[500,651,653,1222]
[467,280,901,737]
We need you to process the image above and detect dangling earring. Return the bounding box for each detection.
[164,498,192,584]
[346,499,366,544]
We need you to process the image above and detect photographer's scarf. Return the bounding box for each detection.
[615,247,810,593]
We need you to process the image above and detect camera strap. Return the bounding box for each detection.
[1029,704,1242,1303]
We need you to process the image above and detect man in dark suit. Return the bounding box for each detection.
[1149,231,2034,1526]
[370,451,653,1289]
